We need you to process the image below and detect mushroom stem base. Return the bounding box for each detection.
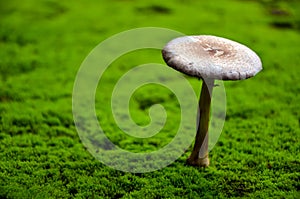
[187,155,209,167]
[187,78,214,167]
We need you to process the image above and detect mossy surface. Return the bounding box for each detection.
[0,0,299,198]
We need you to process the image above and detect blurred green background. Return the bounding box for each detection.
[0,0,299,198]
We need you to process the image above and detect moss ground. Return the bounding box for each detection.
[0,0,299,198]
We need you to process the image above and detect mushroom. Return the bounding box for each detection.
[162,35,262,167]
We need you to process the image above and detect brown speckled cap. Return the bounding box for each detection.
[162,35,262,80]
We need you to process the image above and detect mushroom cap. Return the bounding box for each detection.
[162,35,262,80]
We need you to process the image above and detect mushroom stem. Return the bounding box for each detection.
[187,78,214,167]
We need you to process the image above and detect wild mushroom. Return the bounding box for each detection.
[162,35,262,167]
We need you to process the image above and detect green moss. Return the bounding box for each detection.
[0,0,299,198]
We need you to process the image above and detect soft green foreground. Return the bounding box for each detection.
[0,0,299,198]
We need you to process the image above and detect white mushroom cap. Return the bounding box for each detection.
[162,35,262,80]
